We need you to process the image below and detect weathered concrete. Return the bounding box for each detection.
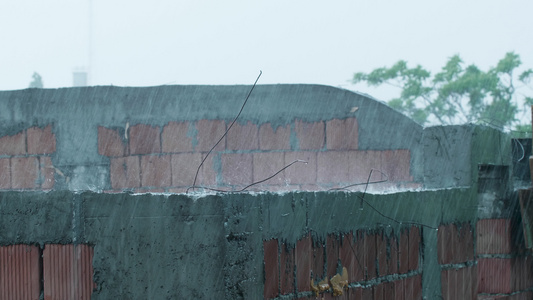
[0,188,479,299]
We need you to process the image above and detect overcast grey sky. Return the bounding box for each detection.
[2,0,532,101]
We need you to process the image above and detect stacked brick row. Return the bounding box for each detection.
[98,118,416,193]
[0,244,95,299]
[263,226,422,299]
[438,220,533,300]
[0,125,55,190]
[437,222,477,299]
[476,219,533,299]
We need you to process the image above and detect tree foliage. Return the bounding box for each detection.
[29,72,43,88]
[352,52,533,134]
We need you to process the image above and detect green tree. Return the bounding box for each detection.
[29,72,43,88]
[352,52,533,135]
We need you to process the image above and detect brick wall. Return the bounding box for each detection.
[434,219,533,300]
[263,227,422,299]
[0,125,55,190]
[0,244,95,299]
[476,218,533,299]
[438,222,477,299]
[261,219,533,300]
[98,118,417,193]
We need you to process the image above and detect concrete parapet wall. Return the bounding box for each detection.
[0,85,424,193]
[0,188,478,299]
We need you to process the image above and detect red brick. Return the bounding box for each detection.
[42,244,96,300]
[253,152,286,185]
[441,269,450,300]
[317,150,382,189]
[0,245,41,299]
[129,124,160,154]
[98,126,126,157]
[27,125,56,154]
[477,258,512,294]
[226,121,258,150]
[0,131,25,155]
[383,282,396,300]
[373,283,384,300]
[442,223,472,264]
[340,232,363,282]
[259,123,291,150]
[11,157,38,189]
[280,243,295,295]
[364,232,377,280]
[463,266,477,300]
[317,151,350,185]
[354,231,366,280]
[296,234,312,293]
[295,120,324,150]
[468,265,478,300]
[195,119,226,152]
[511,257,523,292]
[39,156,54,189]
[438,224,455,265]
[161,121,193,153]
[376,232,388,277]
[394,279,405,300]
[326,234,340,278]
[459,223,474,262]
[476,219,513,254]
[284,152,316,185]
[311,238,325,280]
[326,118,358,150]
[408,226,420,271]
[328,286,357,300]
[171,153,216,188]
[404,275,422,300]
[0,158,10,189]
[512,256,533,291]
[349,287,363,300]
[381,149,412,182]
[449,268,461,300]
[348,150,384,185]
[263,239,279,299]
[389,235,399,274]
[110,156,140,189]
[398,229,409,274]
[140,155,171,187]
[221,153,253,188]
[361,287,373,299]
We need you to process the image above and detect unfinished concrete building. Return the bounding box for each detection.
[0,84,531,299]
